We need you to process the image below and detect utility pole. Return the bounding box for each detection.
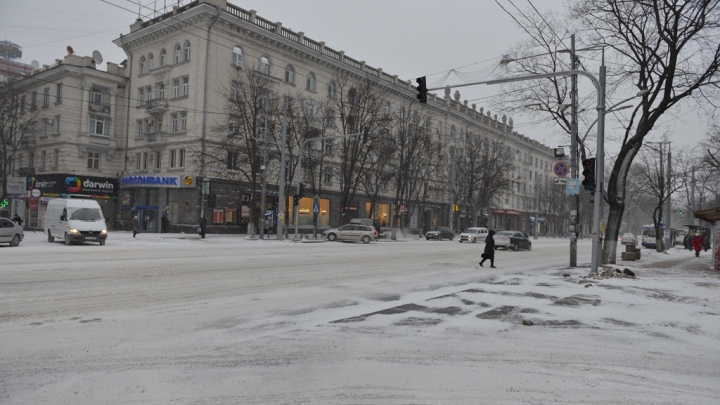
[664,146,672,250]
[569,34,579,266]
[448,152,456,232]
[534,177,540,240]
[259,101,268,239]
[277,98,287,240]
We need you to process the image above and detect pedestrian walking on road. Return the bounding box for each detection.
[132,215,140,238]
[692,235,704,257]
[199,216,207,239]
[479,229,497,268]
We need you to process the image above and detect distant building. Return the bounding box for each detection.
[0,41,37,81]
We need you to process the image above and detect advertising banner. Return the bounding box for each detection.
[6,177,28,198]
[26,174,118,199]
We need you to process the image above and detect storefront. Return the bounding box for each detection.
[120,174,198,232]
[26,174,119,230]
[492,209,523,231]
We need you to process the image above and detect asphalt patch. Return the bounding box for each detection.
[393,317,443,326]
[331,303,464,324]
[553,295,601,307]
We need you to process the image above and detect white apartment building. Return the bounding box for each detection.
[106,0,561,234]
[7,53,127,226]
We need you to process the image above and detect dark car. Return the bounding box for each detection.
[494,230,532,251]
[426,227,454,241]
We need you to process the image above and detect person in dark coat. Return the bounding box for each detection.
[479,229,497,268]
[199,216,207,239]
[161,213,169,233]
[12,214,23,226]
[132,215,141,238]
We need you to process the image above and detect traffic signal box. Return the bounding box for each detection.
[581,158,597,193]
[416,76,427,103]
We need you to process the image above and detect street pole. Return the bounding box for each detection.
[570,34,579,266]
[449,152,456,232]
[277,98,287,240]
[534,178,540,240]
[664,146,672,249]
[590,63,606,272]
[259,101,268,239]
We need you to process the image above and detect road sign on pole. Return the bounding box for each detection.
[553,162,569,177]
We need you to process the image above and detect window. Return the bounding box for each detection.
[180,111,187,131]
[18,154,23,169]
[160,49,167,66]
[91,87,104,106]
[54,115,60,134]
[303,100,317,118]
[53,149,59,167]
[184,41,191,61]
[137,88,145,106]
[227,150,239,170]
[139,56,145,73]
[174,44,181,63]
[155,151,162,169]
[88,151,100,169]
[28,152,34,168]
[89,115,110,136]
[42,119,49,136]
[259,56,270,74]
[327,81,336,99]
[147,53,154,70]
[170,112,187,132]
[171,79,179,98]
[144,85,152,103]
[43,88,50,107]
[156,82,165,100]
[134,153,142,170]
[40,151,46,170]
[285,64,295,84]
[323,167,333,185]
[136,119,148,137]
[324,138,334,154]
[348,88,358,105]
[228,115,242,135]
[170,148,185,168]
[55,83,62,103]
[182,77,189,96]
[306,72,316,92]
[170,113,178,132]
[325,109,335,127]
[232,46,243,66]
[31,92,37,110]
[20,96,25,113]
[385,102,391,117]
[450,125,457,139]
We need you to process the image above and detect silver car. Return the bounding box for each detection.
[323,224,378,244]
[621,233,638,245]
[0,217,24,247]
[458,227,488,243]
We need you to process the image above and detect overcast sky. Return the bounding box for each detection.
[2,0,710,157]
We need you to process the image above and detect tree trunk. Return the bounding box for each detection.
[603,202,624,264]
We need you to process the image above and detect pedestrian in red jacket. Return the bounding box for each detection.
[692,235,704,257]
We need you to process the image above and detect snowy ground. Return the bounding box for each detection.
[1,231,718,404]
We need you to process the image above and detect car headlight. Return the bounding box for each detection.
[69,228,79,234]
[101,229,107,234]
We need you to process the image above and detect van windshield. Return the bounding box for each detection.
[69,208,104,221]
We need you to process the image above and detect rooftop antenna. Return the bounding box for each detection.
[92,50,103,65]
[31,60,39,68]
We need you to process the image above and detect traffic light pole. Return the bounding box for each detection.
[294,128,370,241]
[569,35,579,266]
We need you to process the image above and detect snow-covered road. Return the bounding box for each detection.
[1,232,718,404]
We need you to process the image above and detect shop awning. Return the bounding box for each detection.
[693,205,720,224]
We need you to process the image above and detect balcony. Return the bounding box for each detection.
[144,98,168,114]
[89,102,111,114]
[147,131,168,144]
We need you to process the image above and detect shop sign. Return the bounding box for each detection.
[6,177,28,198]
[28,197,38,210]
[121,174,197,188]
[27,174,118,198]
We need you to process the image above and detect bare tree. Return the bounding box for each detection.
[0,79,37,199]
[327,71,389,225]
[498,1,720,263]
[202,67,280,235]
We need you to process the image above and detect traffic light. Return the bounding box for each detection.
[581,158,596,193]
[678,210,683,216]
[293,194,300,207]
[416,76,427,103]
[298,183,306,198]
[362,126,369,144]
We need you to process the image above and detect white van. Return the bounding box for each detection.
[45,198,108,245]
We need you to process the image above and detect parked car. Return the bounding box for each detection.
[494,230,532,251]
[458,227,489,243]
[621,233,637,245]
[0,217,24,247]
[322,224,377,244]
[425,227,454,241]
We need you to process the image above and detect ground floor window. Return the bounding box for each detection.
[289,197,329,226]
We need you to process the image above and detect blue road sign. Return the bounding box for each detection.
[312,203,320,214]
